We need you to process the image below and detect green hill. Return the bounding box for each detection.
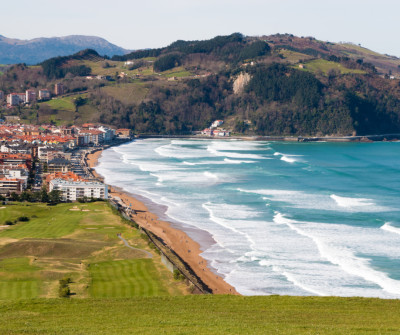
[1,33,400,136]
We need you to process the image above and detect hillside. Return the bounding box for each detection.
[0,35,129,65]
[1,33,400,136]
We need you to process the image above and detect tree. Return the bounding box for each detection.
[48,190,62,204]
[40,187,49,203]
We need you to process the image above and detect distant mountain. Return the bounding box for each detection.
[0,35,130,65]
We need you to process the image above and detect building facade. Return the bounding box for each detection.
[54,83,64,96]
[49,179,108,201]
[39,89,51,100]
[25,89,36,103]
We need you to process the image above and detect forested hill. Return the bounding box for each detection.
[1,33,400,137]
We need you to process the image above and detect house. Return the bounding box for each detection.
[25,89,36,103]
[45,171,86,185]
[54,83,64,96]
[0,178,25,194]
[215,130,231,137]
[211,120,224,128]
[49,179,108,201]
[201,128,213,136]
[39,89,51,100]
[47,157,71,173]
[4,115,20,122]
[6,93,21,106]
[0,153,32,170]
[116,129,131,138]
[124,60,134,66]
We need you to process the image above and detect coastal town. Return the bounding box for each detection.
[0,121,131,201]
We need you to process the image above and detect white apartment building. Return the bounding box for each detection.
[49,178,108,201]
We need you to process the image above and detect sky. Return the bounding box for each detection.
[1,0,400,56]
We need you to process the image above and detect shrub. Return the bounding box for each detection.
[17,216,30,222]
[173,269,185,281]
[5,220,13,226]
[58,277,72,298]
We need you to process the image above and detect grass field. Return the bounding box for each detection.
[1,296,400,334]
[0,203,84,239]
[0,257,40,299]
[0,202,186,299]
[100,82,149,105]
[300,59,366,75]
[279,49,314,63]
[89,259,168,297]
[162,66,193,78]
[40,97,76,112]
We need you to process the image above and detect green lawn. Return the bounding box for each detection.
[0,203,84,239]
[0,257,40,299]
[1,296,400,334]
[89,259,168,297]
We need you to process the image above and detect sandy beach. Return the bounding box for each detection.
[87,149,238,295]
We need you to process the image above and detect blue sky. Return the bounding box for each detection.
[1,0,399,56]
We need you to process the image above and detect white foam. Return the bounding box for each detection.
[209,140,266,151]
[273,151,302,163]
[274,212,400,296]
[223,158,256,164]
[381,222,400,235]
[203,171,219,180]
[155,143,212,159]
[202,202,256,247]
[330,194,374,208]
[280,155,297,163]
[207,145,266,159]
[238,188,390,213]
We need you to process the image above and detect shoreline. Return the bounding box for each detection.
[86,148,238,295]
[136,133,400,142]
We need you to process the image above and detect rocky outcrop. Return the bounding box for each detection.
[233,72,251,94]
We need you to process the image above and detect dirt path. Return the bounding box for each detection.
[118,234,153,258]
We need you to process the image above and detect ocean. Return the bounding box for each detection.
[96,138,400,298]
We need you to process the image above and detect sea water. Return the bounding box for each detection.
[96,139,400,298]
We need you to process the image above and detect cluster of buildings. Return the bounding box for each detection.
[201,120,230,137]
[3,83,64,107]
[0,122,131,201]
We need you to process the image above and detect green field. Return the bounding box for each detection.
[89,259,168,297]
[0,202,186,299]
[100,82,149,105]
[301,59,366,75]
[279,49,314,63]
[162,66,193,78]
[0,257,40,299]
[40,97,76,112]
[1,296,400,334]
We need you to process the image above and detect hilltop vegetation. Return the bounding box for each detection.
[1,33,400,136]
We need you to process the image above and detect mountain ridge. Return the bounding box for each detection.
[0,35,130,65]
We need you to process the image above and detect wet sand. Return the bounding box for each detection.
[87,149,238,295]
